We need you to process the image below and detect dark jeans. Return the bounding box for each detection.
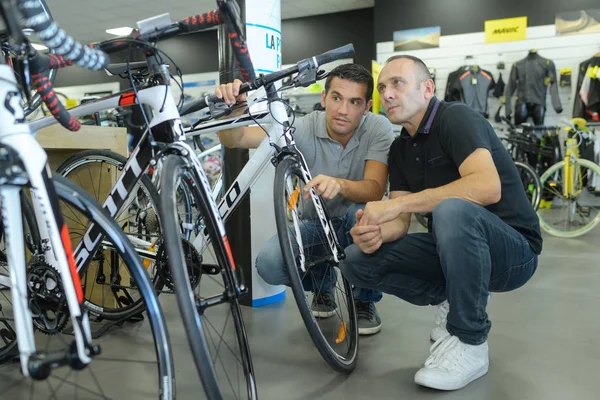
[256,203,382,303]
[340,198,538,345]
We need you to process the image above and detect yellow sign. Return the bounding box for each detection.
[485,16,527,43]
[371,60,382,115]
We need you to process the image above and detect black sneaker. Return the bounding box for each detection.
[356,300,382,335]
[311,292,337,318]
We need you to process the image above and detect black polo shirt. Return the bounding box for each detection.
[388,97,542,254]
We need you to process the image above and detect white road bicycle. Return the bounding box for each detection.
[36,19,361,372]
[0,0,174,398]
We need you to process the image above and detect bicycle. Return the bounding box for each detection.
[537,119,600,237]
[179,47,361,374]
[0,1,174,398]
[30,1,263,398]
[499,118,545,211]
[30,0,360,378]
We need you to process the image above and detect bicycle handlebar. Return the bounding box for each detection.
[98,0,254,82]
[18,0,108,71]
[8,0,252,132]
[180,43,355,116]
[13,0,110,131]
[178,9,223,33]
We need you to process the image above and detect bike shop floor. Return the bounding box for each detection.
[42,217,600,399]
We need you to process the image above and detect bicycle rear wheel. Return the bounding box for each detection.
[56,150,167,320]
[273,157,358,373]
[159,154,256,399]
[0,175,174,399]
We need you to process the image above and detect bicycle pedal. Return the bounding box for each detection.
[201,263,220,275]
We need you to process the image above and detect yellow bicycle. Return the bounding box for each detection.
[537,118,600,237]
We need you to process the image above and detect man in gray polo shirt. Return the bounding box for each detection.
[215,64,394,334]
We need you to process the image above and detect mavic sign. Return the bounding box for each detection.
[485,16,527,43]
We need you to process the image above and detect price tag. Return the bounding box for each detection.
[471,77,478,85]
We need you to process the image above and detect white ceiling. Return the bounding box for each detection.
[44,0,374,43]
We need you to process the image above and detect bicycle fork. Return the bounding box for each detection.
[1,136,98,380]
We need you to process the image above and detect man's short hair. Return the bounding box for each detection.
[324,63,373,102]
[385,55,432,86]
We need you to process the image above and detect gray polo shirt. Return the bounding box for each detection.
[293,111,394,219]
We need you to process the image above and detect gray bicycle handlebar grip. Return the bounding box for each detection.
[313,44,355,67]
[18,0,109,71]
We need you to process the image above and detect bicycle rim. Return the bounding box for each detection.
[160,154,256,399]
[274,157,358,373]
[538,158,600,237]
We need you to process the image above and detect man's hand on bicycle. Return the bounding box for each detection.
[215,79,246,116]
[304,174,343,200]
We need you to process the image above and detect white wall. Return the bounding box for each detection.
[377,25,600,129]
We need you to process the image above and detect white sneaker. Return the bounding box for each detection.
[430,300,449,342]
[430,294,492,342]
[415,335,489,390]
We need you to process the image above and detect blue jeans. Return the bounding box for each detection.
[256,203,382,303]
[340,198,538,345]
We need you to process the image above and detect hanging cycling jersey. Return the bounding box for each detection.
[505,52,563,114]
[444,67,464,102]
[573,55,600,122]
[450,66,496,118]
[493,72,505,98]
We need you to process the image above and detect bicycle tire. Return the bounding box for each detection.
[514,161,542,211]
[56,149,167,320]
[273,157,358,373]
[537,158,600,238]
[0,175,175,399]
[159,154,256,400]
[0,192,39,361]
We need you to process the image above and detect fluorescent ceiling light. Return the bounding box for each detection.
[106,27,133,36]
[31,43,48,51]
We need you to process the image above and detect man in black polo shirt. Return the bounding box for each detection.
[340,55,542,391]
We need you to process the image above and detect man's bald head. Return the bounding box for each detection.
[385,55,432,88]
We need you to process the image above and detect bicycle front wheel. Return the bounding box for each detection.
[273,157,358,373]
[538,158,600,237]
[0,175,174,399]
[159,154,256,400]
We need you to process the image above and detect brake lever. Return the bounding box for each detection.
[208,101,233,119]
